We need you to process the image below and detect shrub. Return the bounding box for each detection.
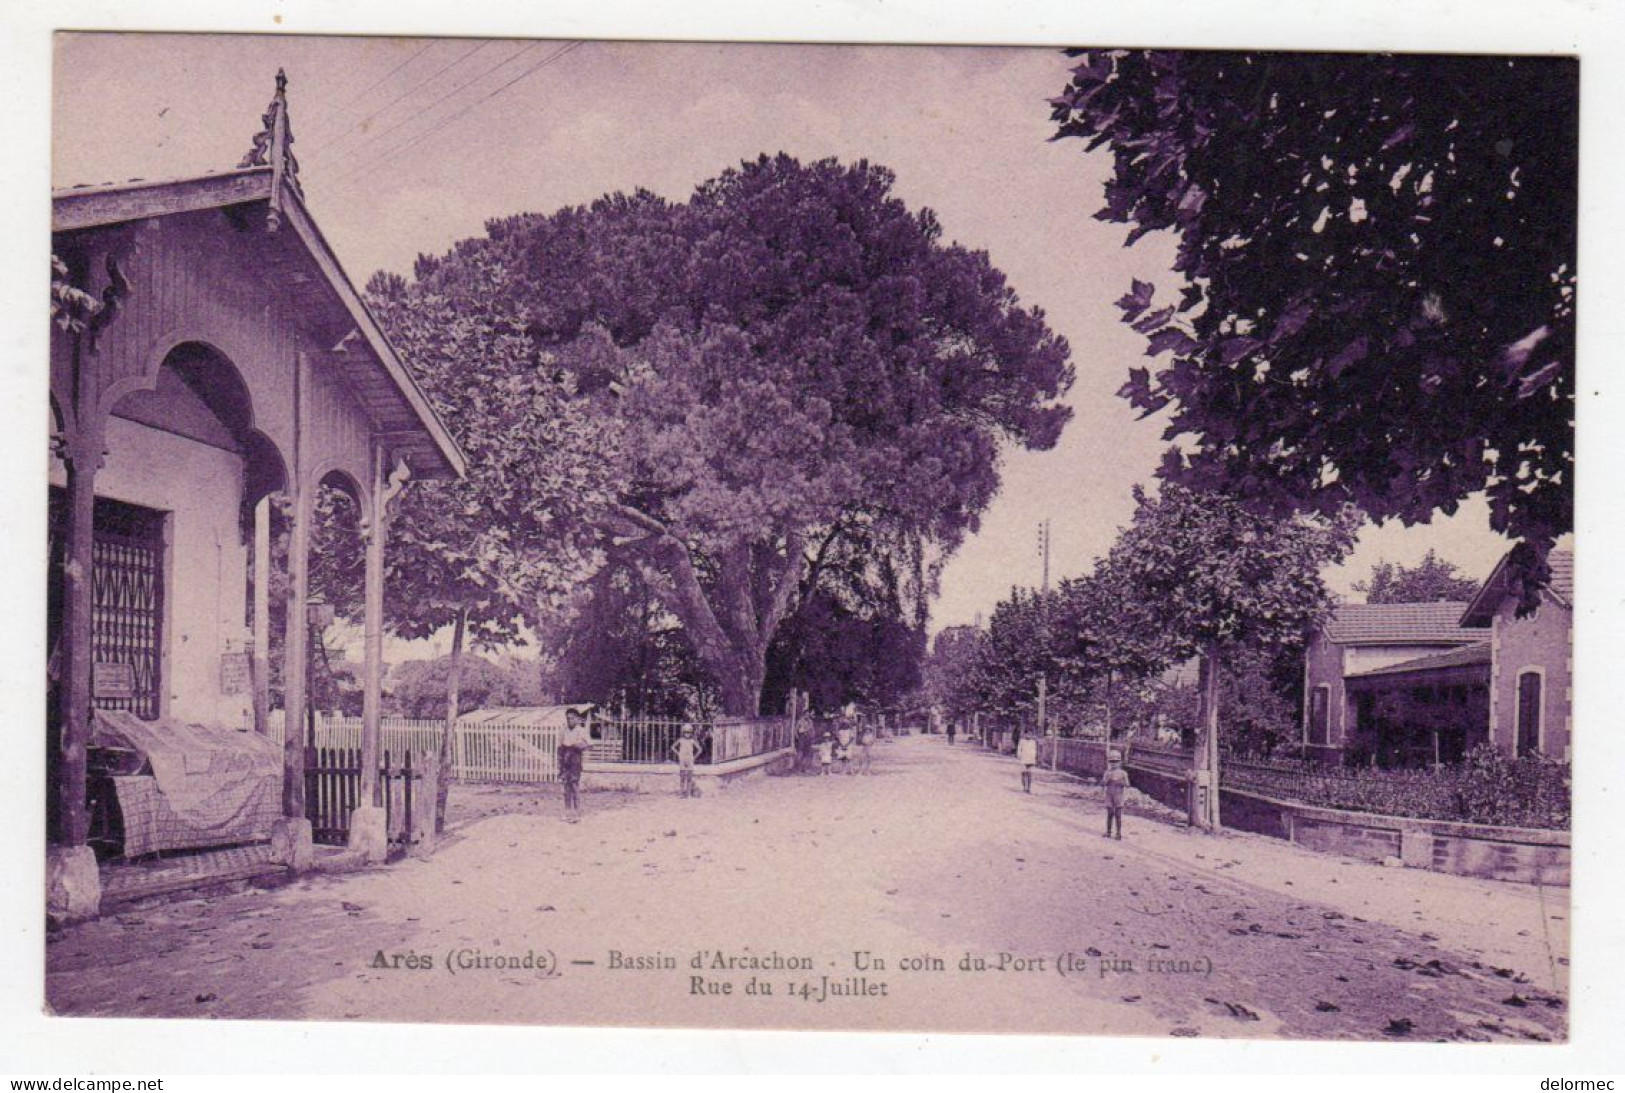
[1219,744,1570,830]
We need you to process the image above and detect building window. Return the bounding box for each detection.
[49,489,168,721]
[1516,670,1542,757]
[1308,685,1329,746]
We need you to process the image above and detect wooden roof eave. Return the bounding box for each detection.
[51,168,274,232]
[52,168,468,482]
[1345,662,1491,692]
[276,182,467,482]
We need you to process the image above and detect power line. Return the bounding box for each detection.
[302,41,435,153]
[348,42,435,109]
[333,39,581,184]
[323,40,583,192]
[308,39,491,158]
[321,40,545,176]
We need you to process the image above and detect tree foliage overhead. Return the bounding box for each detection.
[1101,483,1359,662]
[1354,549,1482,605]
[1050,50,1576,601]
[366,256,613,651]
[409,154,1074,713]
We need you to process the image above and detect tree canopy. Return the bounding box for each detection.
[1354,549,1483,604]
[1100,483,1358,663]
[366,256,612,653]
[406,154,1074,714]
[1050,50,1576,602]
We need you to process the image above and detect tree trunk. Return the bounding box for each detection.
[1191,644,1222,831]
[1104,668,1115,741]
[434,607,467,835]
[716,645,768,717]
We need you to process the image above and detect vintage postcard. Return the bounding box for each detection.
[39,28,1577,1049]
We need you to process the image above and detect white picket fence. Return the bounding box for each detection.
[264,710,793,785]
[265,712,560,784]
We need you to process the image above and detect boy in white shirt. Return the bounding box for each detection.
[671,724,699,798]
[1016,731,1039,793]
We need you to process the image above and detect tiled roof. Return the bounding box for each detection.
[1324,601,1478,645]
[1347,641,1492,680]
[1459,547,1574,625]
[1548,549,1574,605]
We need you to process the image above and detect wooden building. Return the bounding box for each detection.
[47,73,465,920]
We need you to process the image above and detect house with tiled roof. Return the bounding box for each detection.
[1460,549,1573,759]
[1301,601,1481,763]
[1303,549,1573,767]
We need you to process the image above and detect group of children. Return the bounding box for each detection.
[1014,732,1131,839]
[814,719,875,775]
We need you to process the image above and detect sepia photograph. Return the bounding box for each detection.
[22,8,1602,1068]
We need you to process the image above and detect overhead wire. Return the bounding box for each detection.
[322,40,584,192]
[307,38,492,158]
[302,40,436,154]
[321,40,546,176]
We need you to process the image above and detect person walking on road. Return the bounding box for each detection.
[557,708,592,823]
[854,721,874,775]
[837,719,855,774]
[1104,750,1130,839]
[1016,731,1038,793]
[946,719,956,746]
[671,724,699,798]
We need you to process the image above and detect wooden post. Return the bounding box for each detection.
[280,352,309,818]
[55,423,103,848]
[281,485,310,817]
[434,607,467,835]
[251,494,272,735]
[359,446,387,807]
[1192,645,1222,831]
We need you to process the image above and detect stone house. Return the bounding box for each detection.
[1301,550,1573,766]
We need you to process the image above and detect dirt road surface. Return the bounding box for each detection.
[47,735,1568,1042]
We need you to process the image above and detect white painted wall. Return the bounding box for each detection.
[1344,643,1465,674]
[52,416,251,728]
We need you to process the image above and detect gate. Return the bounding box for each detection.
[306,747,433,859]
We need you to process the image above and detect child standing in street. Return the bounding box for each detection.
[854,721,874,775]
[557,709,592,823]
[671,724,699,798]
[1103,750,1130,839]
[817,731,835,775]
[1016,731,1039,793]
[836,720,855,775]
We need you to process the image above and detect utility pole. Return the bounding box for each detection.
[1038,518,1051,595]
[1037,518,1052,762]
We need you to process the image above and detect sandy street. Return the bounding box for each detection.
[46,735,1568,1042]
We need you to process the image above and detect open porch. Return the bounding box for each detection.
[47,73,464,922]
[1343,642,1492,768]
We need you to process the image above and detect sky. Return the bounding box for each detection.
[53,32,1521,644]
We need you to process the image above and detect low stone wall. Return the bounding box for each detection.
[1125,765,1190,816]
[584,747,796,793]
[1033,737,1568,886]
[1220,787,1569,886]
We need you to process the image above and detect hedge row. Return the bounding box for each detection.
[1220,745,1570,830]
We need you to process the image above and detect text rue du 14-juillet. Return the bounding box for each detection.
[604,949,1204,1003]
